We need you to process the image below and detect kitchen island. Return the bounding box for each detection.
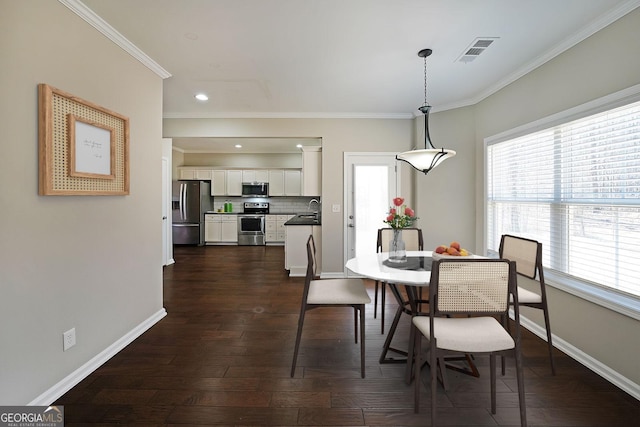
[284,213,321,276]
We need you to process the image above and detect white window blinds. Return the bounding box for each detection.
[487,100,640,298]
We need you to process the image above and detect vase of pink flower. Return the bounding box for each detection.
[383,197,417,263]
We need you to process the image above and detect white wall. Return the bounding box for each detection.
[0,1,165,403]
[413,106,477,252]
[474,8,640,388]
[164,117,415,274]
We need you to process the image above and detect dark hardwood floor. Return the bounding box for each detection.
[56,245,639,426]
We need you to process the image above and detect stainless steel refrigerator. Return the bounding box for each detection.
[172,180,212,245]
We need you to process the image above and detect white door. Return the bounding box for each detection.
[344,153,398,273]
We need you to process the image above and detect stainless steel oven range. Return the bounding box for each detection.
[238,202,269,245]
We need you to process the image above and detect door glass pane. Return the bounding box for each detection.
[354,165,389,257]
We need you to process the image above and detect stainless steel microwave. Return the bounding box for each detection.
[241,182,269,197]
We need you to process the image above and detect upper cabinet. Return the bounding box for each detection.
[284,170,301,196]
[211,170,226,196]
[178,155,321,197]
[178,167,212,181]
[226,170,243,195]
[302,147,321,196]
[268,170,285,196]
[269,169,301,196]
[243,169,269,183]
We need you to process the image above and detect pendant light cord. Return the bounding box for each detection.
[423,55,428,108]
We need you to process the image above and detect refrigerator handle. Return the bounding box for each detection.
[178,183,182,220]
[180,183,186,221]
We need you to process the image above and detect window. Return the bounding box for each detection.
[486,98,640,301]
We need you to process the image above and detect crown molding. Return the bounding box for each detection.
[59,0,171,79]
[162,111,415,120]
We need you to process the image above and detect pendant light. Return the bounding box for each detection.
[396,48,456,174]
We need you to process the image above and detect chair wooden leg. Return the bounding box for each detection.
[515,345,528,426]
[543,307,556,375]
[291,308,307,377]
[413,328,421,413]
[406,319,416,384]
[381,282,386,334]
[431,338,438,426]
[353,307,358,344]
[359,304,366,378]
[490,354,497,414]
[373,280,379,319]
[501,314,509,375]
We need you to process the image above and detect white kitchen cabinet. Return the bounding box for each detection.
[266,214,295,243]
[242,170,256,183]
[211,170,226,196]
[268,170,285,196]
[284,170,302,196]
[241,169,269,183]
[205,214,238,243]
[221,216,238,242]
[302,147,322,196]
[226,170,243,195]
[265,215,277,242]
[285,224,321,276]
[205,214,221,242]
[179,168,196,180]
[277,214,294,241]
[179,167,212,181]
[255,169,269,182]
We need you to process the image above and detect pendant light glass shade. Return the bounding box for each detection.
[396,49,456,175]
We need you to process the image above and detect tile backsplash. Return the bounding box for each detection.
[211,196,320,214]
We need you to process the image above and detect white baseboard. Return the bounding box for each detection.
[28,308,167,405]
[516,312,640,401]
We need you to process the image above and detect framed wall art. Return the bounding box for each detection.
[38,84,130,195]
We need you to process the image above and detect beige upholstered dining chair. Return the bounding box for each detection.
[500,234,556,375]
[374,227,423,333]
[411,258,527,427]
[291,235,371,378]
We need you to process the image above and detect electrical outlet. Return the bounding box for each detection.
[332,204,340,213]
[63,328,76,351]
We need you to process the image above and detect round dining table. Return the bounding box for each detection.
[346,250,482,385]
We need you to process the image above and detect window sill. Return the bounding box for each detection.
[545,270,640,321]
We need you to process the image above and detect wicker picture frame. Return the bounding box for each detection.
[38,84,130,195]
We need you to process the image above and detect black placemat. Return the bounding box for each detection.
[382,256,432,271]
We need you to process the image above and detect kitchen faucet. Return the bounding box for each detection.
[308,198,320,212]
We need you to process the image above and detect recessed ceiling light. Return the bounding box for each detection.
[235,144,242,148]
[194,93,208,101]
[296,144,303,148]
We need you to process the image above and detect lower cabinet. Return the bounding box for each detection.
[285,224,321,276]
[205,214,238,244]
[266,214,295,243]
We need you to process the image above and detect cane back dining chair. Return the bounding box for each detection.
[291,235,371,378]
[500,234,555,375]
[411,258,527,427]
[374,227,424,333]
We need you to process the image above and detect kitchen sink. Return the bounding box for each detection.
[297,214,318,218]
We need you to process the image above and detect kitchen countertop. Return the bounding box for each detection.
[284,214,321,226]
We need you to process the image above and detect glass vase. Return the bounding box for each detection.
[388,228,407,263]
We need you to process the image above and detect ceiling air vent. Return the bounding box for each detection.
[457,37,499,63]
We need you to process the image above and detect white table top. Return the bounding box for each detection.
[346,251,435,286]
[346,251,485,286]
